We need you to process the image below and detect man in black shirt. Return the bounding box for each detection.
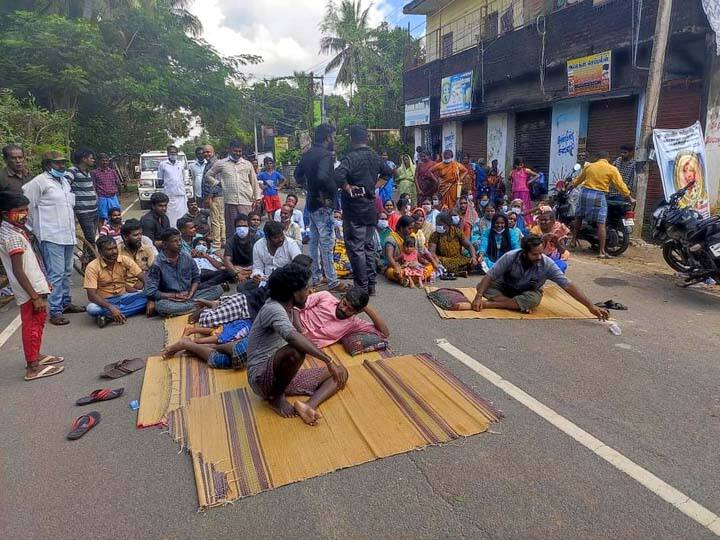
[335,125,393,295]
[294,123,348,292]
[140,192,170,249]
[223,213,258,290]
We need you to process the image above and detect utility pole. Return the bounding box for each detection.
[633,0,673,238]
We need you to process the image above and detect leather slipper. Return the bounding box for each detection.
[24,364,64,381]
[101,358,146,379]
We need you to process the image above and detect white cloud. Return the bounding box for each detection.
[189,0,394,90]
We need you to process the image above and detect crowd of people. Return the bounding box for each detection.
[0,126,619,421]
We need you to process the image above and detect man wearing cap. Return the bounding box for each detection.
[0,144,32,193]
[23,151,86,325]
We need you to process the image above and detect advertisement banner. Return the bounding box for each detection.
[440,71,473,118]
[405,97,430,126]
[653,121,710,217]
[567,51,611,97]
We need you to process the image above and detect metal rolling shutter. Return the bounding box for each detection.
[462,119,487,161]
[587,96,638,157]
[514,109,552,175]
[646,82,703,215]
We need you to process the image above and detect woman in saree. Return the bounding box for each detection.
[429,149,467,211]
[396,155,417,206]
[457,195,478,240]
[461,153,477,197]
[375,211,393,272]
[415,150,438,202]
[384,216,434,284]
[427,212,479,276]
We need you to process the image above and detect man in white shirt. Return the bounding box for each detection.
[189,146,205,205]
[23,151,86,325]
[272,193,305,229]
[251,220,300,283]
[158,145,187,229]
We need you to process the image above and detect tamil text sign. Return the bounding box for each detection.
[440,71,473,118]
[567,51,611,97]
[405,97,430,126]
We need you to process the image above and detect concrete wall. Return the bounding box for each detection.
[548,101,588,190]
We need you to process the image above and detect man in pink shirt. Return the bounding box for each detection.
[295,287,389,348]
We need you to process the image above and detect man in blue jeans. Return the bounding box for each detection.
[23,151,86,325]
[84,235,148,328]
[144,228,223,317]
[294,123,348,292]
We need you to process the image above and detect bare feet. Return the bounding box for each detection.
[182,325,196,337]
[294,401,322,426]
[161,337,192,359]
[269,396,296,417]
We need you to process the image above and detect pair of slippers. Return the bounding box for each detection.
[595,299,628,310]
[67,387,124,440]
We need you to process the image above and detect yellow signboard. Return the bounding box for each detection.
[567,50,611,97]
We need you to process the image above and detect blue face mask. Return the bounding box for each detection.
[451,215,461,226]
[168,155,177,163]
[236,226,249,238]
[49,168,65,179]
[480,199,489,207]
[435,225,446,234]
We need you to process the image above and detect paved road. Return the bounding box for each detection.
[1,195,719,539]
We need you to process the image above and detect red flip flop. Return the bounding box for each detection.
[75,388,124,406]
[67,411,101,440]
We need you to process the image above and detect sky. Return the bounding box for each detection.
[187,0,425,90]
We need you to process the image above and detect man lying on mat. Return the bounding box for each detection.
[453,234,608,320]
[163,263,349,425]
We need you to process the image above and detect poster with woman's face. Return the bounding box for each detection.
[671,152,707,211]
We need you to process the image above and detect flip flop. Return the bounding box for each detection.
[101,357,146,379]
[39,355,64,366]
[76,388,124,406]
[24,365,64,381]
[439,273,457,281]
[595,300,628,311]
[67,411,101,440]
[596,254,612,260]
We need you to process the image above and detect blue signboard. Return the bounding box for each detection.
[440,71,473,118]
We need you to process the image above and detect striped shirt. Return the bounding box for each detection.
[68,166,98,215]
[0,221,50,305]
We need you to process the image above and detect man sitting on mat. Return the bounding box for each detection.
[464,234,609,319]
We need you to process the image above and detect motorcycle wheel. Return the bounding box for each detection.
[662,240,693,273]
[605,226,630,257]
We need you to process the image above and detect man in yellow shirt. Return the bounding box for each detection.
[84,235,148,328]
[570,151,635,258]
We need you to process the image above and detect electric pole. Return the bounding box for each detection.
[633,0,673,239]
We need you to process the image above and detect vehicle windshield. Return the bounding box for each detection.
[141,155,187,171]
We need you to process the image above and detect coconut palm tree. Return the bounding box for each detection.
[319,0,378,99]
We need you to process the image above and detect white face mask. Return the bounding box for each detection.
[235,226,249,238]
[511,206,522,214]
[195,244,208,253]
[334,219,343,228]
[377,219,389,230]
[493,226,506,233]
[501,205,508,213]
[443,158,452,164]
[422,204,432,213]
[435,225,446,234]
[480,200,489,207]
[451,215,460,226]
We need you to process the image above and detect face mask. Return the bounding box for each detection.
[377,219,389,230]
[49,168,65,179]
[195,244,208,253]
[229,154,240,162]
[501,205,508,213]
[235,226,249,238]
[422,205,432,213]
[334,219,343,228]
[443,158,452,164]
[432,199,439,206]
[493,226,506,233]
[511,207,522,214]
[435,225,446,234]
[168,155,177,163]
[451,216,460,226]
[479,200,489,207]
[467,194,474,201]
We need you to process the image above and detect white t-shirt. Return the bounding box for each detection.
[251,237,301,278]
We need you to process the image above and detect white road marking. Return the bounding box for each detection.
[435,338,720,536]
[0,314,21,349]
[121,197,139,217]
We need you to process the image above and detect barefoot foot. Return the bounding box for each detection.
[161,337,192,359]
[294,401,322,426]
[269,396,296,417]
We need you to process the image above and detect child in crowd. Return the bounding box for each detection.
[396,236,429,288]
[0,191,64,381]
[192,237,225,272]
[99,207,123,239]
[257,157,286,218]
[182,317,253,345]
[333,209,344,241]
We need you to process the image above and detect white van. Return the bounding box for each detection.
[137,151,193,209]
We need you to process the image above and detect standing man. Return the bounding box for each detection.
[23,151,86,325]
[294,123,346,292]
[158,145,187,229]
[611,144,636,197]
[67,149,98,253]
[205,139,261,239]
[0,144,32,192]
[201,144,224,248]
[335,125,394,296]
[570,151,634,259]
[189,146,206,206]
[91,153,123,228]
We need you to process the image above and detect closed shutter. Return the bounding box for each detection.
[646,82,703,216]
[462,119,487,161]
[587,96,638,157]
[514,109,552,175]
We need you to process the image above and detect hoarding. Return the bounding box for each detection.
[567,51,611,97]
[440,71,473,118]
[405,97,431,126]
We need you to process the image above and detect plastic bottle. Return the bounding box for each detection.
[607,323,622,336]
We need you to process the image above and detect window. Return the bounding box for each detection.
[442,32,454,58]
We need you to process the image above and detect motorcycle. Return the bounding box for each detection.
[554,164,635,257]
[652,180,720,286]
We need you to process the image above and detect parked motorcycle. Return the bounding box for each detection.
[652,180,720,285]
[554,164,635,257]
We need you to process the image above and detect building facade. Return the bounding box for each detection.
[403,0,714,217]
